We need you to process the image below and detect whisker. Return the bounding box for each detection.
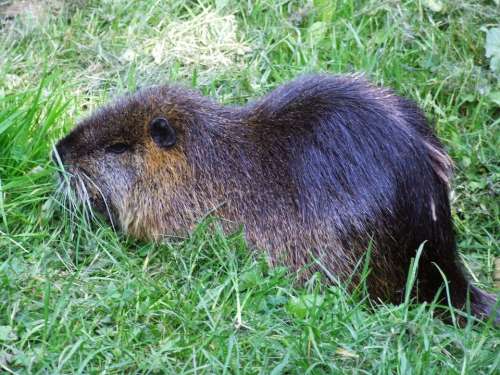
[80,172,117,232]
[76,174,96,224]
[50,148,118,235]
[51,173,83,235]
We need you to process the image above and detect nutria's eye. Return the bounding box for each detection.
[150,117,176,149]
[105,143,129,154]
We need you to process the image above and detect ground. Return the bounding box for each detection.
[0,0,499,373]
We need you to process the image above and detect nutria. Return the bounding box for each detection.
[54,74,498,323]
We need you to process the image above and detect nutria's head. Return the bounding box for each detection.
[54,86,222,239]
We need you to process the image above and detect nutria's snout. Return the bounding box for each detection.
[51,149,61,166]
[55,74,499,324]
[51,126,120,225]
[52,138,69,165]
[51,141,71,180]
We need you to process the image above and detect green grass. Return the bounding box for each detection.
[1,0,499,373]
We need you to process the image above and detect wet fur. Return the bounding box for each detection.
[55,74,499,323]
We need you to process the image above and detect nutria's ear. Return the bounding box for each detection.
[149,117,176,149]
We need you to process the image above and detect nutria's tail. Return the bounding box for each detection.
[426,254,499,325]
[422,259,499,325]
[469,284,500,325]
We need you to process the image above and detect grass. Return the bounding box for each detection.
[0,0,499,373]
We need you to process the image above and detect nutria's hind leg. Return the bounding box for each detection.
[416,252,468,305]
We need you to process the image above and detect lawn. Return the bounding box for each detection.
[0,0,499,373]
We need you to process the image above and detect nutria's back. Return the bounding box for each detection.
[54,74,499,323]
